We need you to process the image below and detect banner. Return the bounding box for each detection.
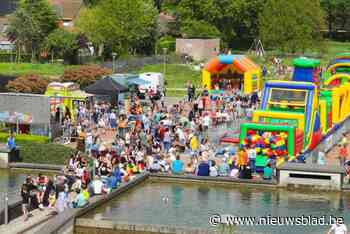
[0,111,33,124]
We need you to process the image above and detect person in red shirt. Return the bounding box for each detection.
[339,144,348,167]
[157,121,166,142]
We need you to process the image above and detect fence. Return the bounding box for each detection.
[101,54,187,73]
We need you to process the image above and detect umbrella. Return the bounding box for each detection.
[84,76,128,95]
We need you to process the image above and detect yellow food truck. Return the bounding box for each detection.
[45,82,92,121]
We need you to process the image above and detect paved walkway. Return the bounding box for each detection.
[0,209,56,234]
[326,133,350,166]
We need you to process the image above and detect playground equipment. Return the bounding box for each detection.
[202,54,262,94]
[239,55,350,166]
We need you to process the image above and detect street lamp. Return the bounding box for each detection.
[112,52,117,73]
[162,48,167,76]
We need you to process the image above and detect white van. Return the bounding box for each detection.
[138,72,165,94]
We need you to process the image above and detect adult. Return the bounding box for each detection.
[247,146,257,173]
[92,176,104,195]
[196,158,210,176]
[171,155,184,175]
[327,221,347,234]
[339,144,348,167]
[7,132,19,161]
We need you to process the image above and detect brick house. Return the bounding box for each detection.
[49,0,84,30]
[176,38,220,62]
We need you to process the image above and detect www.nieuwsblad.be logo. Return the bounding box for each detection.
[209,214,344,227]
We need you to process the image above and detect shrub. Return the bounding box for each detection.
[6,74,49,94]
[0,132,49,143]
[19,142,75,165]
[156,36,176,53]
[61,65,112,88]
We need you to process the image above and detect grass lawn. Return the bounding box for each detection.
[0,63,69,77]
[139,64,201,88]
[20,142,75,165]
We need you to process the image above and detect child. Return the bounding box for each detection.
[21,184,30,221]
[48,191,56,209]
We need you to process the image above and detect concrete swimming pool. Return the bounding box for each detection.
[80,178,349,234]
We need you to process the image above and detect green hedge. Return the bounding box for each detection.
[19,142,75,165]
[0,132,49,144]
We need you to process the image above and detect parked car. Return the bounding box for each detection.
[138,72,165,94]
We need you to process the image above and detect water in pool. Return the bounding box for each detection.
[84,181,349,234]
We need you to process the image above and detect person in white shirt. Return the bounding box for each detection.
[202,113,211,139]
[247,146,257,173]
[327,221,347,234]
[209,161,218,177]
[92,176,104,195]
[85,130,93,155]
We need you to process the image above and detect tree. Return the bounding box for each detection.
[76,0,158,56]
[321,0,350,35]
[176,0,266,48]
[6,74,49,94]
[180,20,220,38]
[259,0,325,53]
[6,0,58,61]
[44,29,79,63]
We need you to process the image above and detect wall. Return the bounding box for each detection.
[176,39,220,62]
[278,167,343,191]
[75,219,213,234]
[0,93,51,125]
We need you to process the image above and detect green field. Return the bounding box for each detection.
[0,63,69,77]
[139,63,201,88]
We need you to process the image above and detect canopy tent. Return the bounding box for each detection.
[84,76,128,106]
[109,73,151,87]
[202,54,262,94]
[84,76,128,95]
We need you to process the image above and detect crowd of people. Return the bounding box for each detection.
[20,83,275,221]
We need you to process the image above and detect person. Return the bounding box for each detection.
[327,220,347,234]
[21,183,30,221]
[109,111,117,130]
[196,159,210,176]
[55,184,67,213]
[218,158,230,176]
[92,176,104,195]
[7,132,19,161]
[202,113,211,138]
[171,155,184,174]
[149,159,162,173]
[185,162,195,174]
[209,160,218,177]
[48,190,56,209]
[247,146,257,173]
[341,133,348,146]
[36,173,48,210]
[187,82,194,102]
[263,163,273,180]
[72,188,88,208]
[318,150,326,165]
[339,144,348,167]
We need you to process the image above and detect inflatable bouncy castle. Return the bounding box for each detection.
[239,55,350,166]
[202,54,262,94]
